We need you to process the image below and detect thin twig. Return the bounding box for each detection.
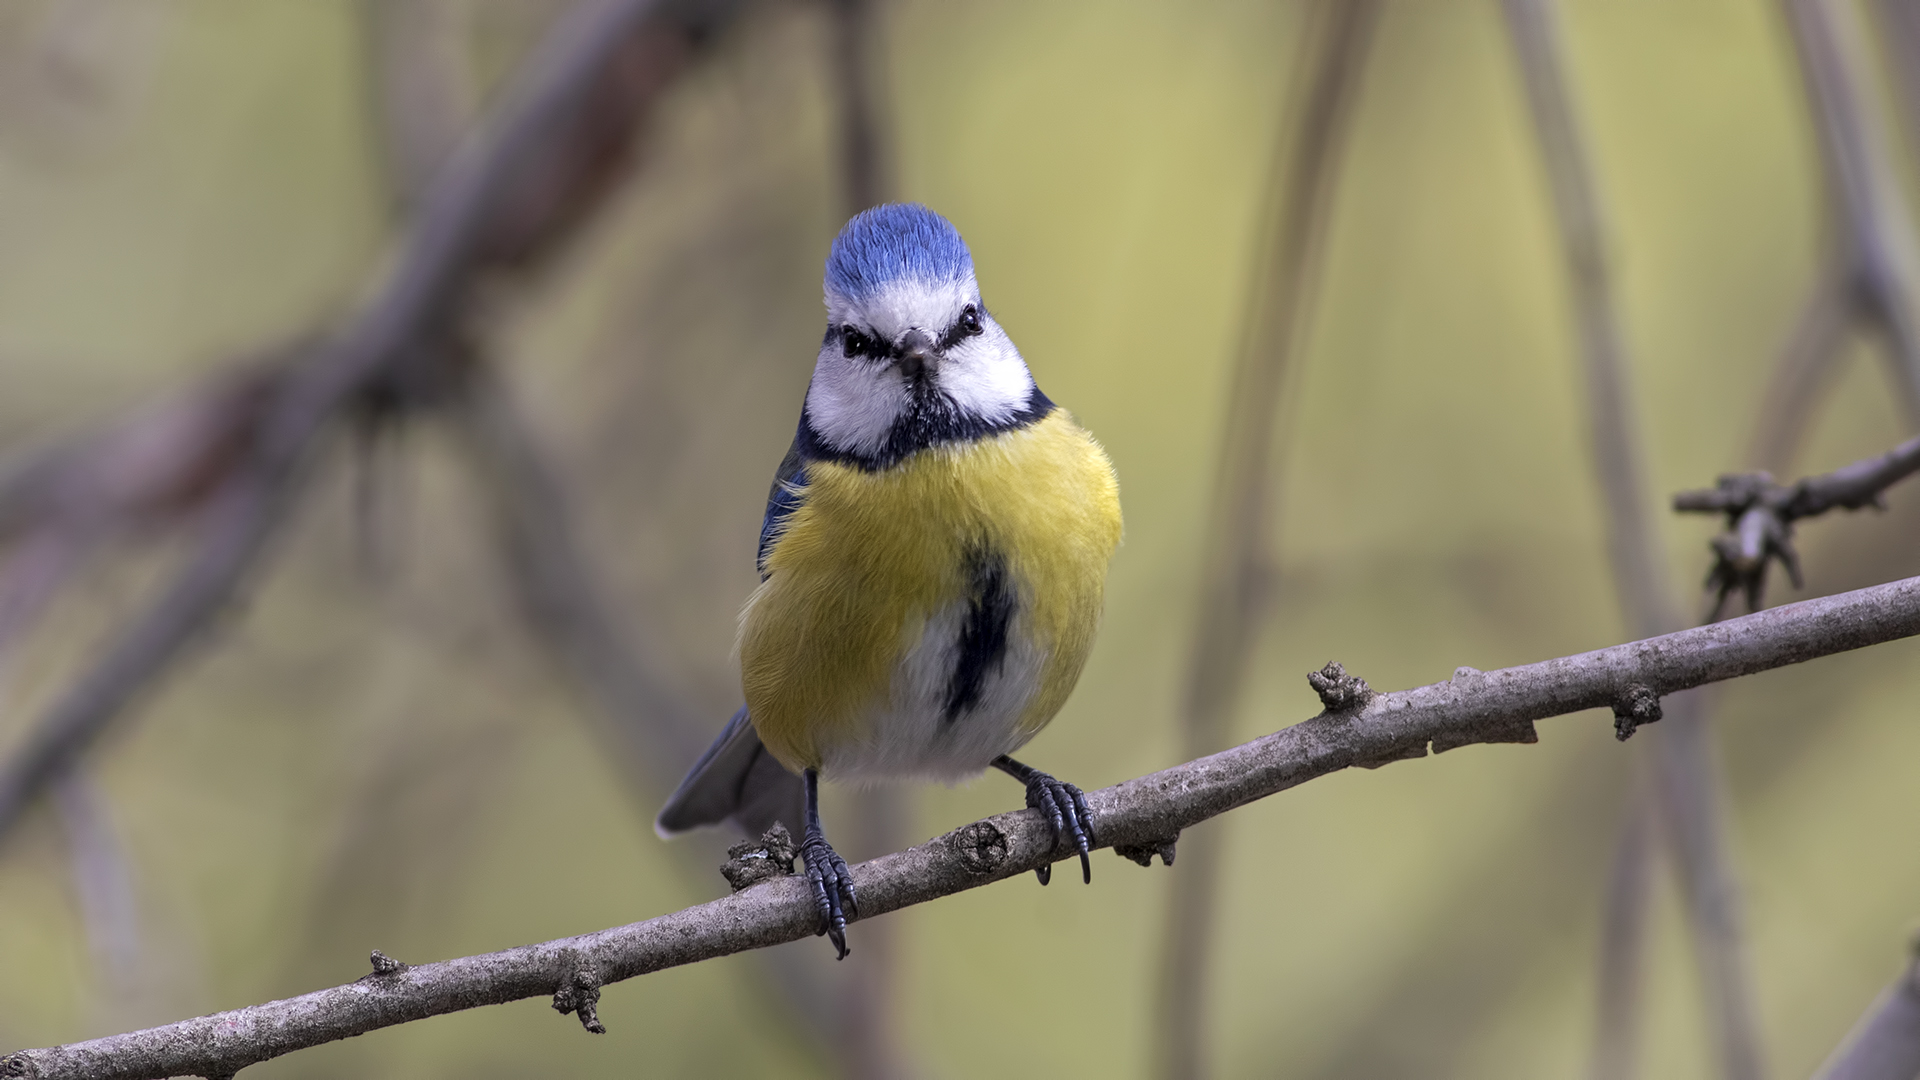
[1503,3,1766,1077]
[9,575,1920,1080]
[1155,4,1378,1077]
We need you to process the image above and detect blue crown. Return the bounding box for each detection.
[825,204,974,299]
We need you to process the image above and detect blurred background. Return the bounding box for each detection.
[2,1,1920,1077]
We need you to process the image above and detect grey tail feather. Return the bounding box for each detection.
[654,706,805,840]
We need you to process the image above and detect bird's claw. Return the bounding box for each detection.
[1024,772,1095,885]
[800,831,856,959]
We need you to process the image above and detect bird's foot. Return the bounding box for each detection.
[1022,771,1095,886]
[799,830,856,959]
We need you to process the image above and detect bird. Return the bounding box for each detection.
[655,203,1122,959]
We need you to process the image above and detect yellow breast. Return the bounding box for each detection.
[740,409,1121,775]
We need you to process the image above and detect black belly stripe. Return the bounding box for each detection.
[944,549,1016,722]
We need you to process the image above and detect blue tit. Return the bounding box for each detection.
[656,203,1122,958]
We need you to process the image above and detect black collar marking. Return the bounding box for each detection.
[796,380,1055,472]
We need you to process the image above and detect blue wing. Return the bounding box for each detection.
[756,429,809,579]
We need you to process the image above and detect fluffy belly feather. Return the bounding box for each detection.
[740,409,1121,780]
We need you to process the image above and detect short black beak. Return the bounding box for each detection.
[896,328,936,381]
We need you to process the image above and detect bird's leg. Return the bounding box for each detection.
[799,768,857,959]
[991,755,1095,885]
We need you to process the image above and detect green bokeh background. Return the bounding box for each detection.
[2,1,1918,1076]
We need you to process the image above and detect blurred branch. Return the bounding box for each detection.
[369,11,848,1072]
[1877,0,1920,133]
[826,0,888,215]
[52,770,143,993]
[10,577,1920,1079]
[357,1,874,1070]
[1589,781,1656,1080]
[451,366,708,786]
[1502,3,1765,1079]
[1813,943,1920,1080]
[1155,3,1378,1077]
[1674,433,1920,619]
[451,367,852,1068]
[0,529,92,663]
[1776,0,1920,433]
[359,0,710,799]
[362,0,476,213]
[1503,0,1672,636]
[0,0,738,848]
[1743,253,1855,474]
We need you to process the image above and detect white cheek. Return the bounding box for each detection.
[935,327,1034,423]
[805,347,908,456]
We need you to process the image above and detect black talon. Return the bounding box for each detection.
[992,754,1096,886]
[801,769,856,959]
[1065,784,1094,884]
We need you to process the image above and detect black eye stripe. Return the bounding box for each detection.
[938,305,985,350]
[840,326,888,360]
[842,309,983,359]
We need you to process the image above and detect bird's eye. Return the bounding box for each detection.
[959,305,983,336]
[842,327,877,359]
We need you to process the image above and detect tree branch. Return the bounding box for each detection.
[9,576,1920,1079]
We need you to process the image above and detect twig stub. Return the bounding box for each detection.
[719,823,797,892]
[1612,684,1663,742]
[551,953,606,1035]
[366,950,408,977]
[1308,661,1372,712]
[1114,834,1178,867]
[952,820,1009,875]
